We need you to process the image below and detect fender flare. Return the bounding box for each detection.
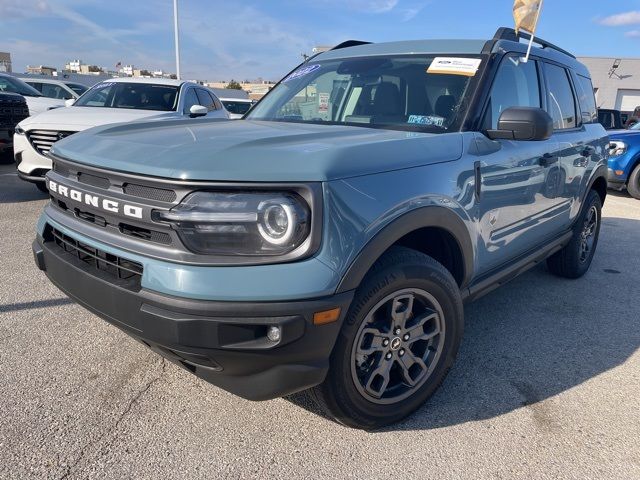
[335,206,474,293]
[586,164,608,199]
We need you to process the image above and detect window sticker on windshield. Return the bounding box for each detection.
[283,64,321,82]
[93,82,115,89]
[427,57,482,76]
[408,115,445,126]
[318,92,329,112]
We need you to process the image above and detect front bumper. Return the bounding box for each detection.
[607,167,627,190]
[14,132,52,177]
[32,234,353,400]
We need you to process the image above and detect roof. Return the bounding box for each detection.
[103,77,185,86]
[316,39,487,61]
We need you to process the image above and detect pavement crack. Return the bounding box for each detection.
[58,357,167,480]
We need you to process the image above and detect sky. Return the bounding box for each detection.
[2,0,640,82]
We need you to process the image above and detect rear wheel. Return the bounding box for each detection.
[310,247,463,429]
[627,164,640,200]
[547,189,602,278]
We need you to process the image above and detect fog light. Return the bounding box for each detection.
[267,326,281,342]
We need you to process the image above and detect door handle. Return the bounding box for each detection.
[539,153,558,166]
[474,161,481,201]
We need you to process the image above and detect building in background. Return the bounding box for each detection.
[26,65,57,75]
[579,57,640,118]
[0,52,12,73]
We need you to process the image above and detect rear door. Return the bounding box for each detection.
[475,55,566,274]
[543,63,605,228]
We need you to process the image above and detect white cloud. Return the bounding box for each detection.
[598,11,640,26]
[625,30,640,38]
[318,0,399,13]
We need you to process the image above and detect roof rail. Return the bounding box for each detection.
[330,40,371,51]
[304,40,371,63]
[492,27,576,59]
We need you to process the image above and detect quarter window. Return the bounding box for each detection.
[484,57,541,130]
[545,63,577,130]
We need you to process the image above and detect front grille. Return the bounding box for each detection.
[77,172,110,189]
[46,226,143,289]
[123,183,177,203]
[0,94,29,129]
[26,130,76,156]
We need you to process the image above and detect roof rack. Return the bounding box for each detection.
[492,27,575,59]
[330,40,371,51]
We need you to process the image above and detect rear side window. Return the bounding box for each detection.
[545,63,577,130]
[575,75,597,124]
[483,57,541,130]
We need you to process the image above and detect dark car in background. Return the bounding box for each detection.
[0,92,29,161]
[598,109,624,130]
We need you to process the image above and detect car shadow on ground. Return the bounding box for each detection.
[289,216,640,431]
[0,160,48,204]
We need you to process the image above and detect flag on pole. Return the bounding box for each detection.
[115,61,122,69]
[513,0,544,63]
[513,0,543,34]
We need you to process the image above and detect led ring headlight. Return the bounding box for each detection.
[154,191,310,257]
[258,200,297,245]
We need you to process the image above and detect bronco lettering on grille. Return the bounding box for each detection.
[48,180,143,219]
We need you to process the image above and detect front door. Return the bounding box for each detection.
[474,55,567,275]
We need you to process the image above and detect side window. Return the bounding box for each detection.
[575,75,597,124]
[182,88,199,114]
[41,83,72,99]
[483,57,541,130]
[196,89,216,111]
[28,82,43,93]
[545,63,577,130]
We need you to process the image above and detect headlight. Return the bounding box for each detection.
[154,191,311,256]
[15,125,25,135]
[609,140,627,156]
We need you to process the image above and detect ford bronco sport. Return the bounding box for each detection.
[33,28,608,429]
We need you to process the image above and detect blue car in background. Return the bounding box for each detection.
[608,124,640,199]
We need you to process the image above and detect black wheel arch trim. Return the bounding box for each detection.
[585,164,608,202]
[335,206,474,294]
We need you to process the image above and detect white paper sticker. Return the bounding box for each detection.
[318,93,329,113]
[427,57,482,76]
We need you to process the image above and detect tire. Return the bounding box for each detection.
[627,164,640,200]
[310,247,464,430]
[36,182,48,193]
[547,189,602,279]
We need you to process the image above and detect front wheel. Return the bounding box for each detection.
[547,189,602,278]
[627,164,640,200]
[310,247,464,429]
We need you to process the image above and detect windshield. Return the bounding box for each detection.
[247,55,480,132]
[222,100,253,115]
[74,82,179,111]
[66,83,88,95]
[0,76,42,97]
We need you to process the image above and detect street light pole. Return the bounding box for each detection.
[173,0,181,79]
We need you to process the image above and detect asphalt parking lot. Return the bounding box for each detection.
[0,159,638,480]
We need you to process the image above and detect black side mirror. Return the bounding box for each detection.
[486,107,553,141]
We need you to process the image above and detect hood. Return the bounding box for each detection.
[19,106,173,133]
[608,128,640,140]
[25,96,65,116]
[50,118,463,182]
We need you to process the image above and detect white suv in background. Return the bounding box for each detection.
[220,97,255,119]
[20,78,89,100]
[0,73,65,116]
[15,77,230,191]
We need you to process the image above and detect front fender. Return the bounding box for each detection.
[335,205,474,293]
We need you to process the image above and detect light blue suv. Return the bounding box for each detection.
[33,28,608,429]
